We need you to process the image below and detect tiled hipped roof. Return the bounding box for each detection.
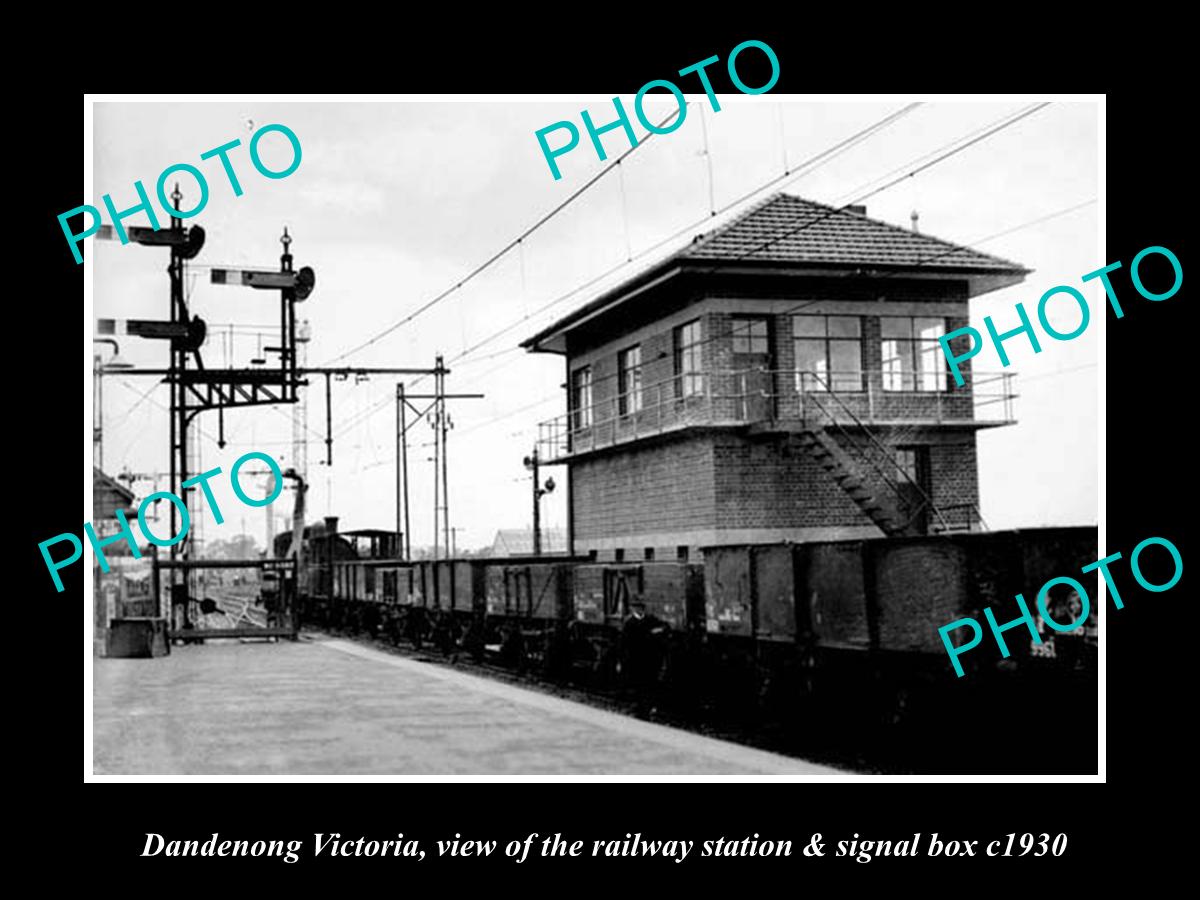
[522,192,1029,353]
[677,193,1025,272]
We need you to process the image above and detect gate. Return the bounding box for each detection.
[152,557,299,641]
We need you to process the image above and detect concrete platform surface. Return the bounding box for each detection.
[92,636,838,776]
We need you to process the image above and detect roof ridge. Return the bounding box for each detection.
[686,191,1025,271]
[790,193,1026,271]
[680,191,791,257]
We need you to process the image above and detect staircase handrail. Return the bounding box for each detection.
[800,371,953,534]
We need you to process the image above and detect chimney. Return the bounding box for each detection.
[910,209,920,233]
[846,204,867,215]
[324,516,339,535]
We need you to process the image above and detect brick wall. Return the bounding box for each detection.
[828,428,981,530]
[571,426,981,556]
[564,281,987,553]
[572,435,717,554]
[712,434,878,531]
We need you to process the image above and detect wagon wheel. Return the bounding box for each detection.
[462,620,486,661]
[597,641,620,687]
[363,604,381,638]
[437,616,460,656]
[387,610,405,646]
[407,610,428,650]
[500,628,525,670]
[543,626,570,679]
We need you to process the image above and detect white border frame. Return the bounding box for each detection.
[83,92,1106,784]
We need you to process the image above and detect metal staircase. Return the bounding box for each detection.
[796,376,970,536]
[792,430,912,535]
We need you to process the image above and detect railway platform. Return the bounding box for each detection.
[92,635,838,776]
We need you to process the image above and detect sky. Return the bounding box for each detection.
[90,97,1100,553]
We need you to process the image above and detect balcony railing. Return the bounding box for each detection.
[537,368,1016,463]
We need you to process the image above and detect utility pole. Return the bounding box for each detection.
[396,383,411,560]
[265,470,278,554]
[529,448,540,555]
[282,468,306,630]
[432,420,439,562]
[429,355,454,561]
[523,447,556,556]
[91,337,131,472]
[293,317,311,512]
[93,352,102,471]
[394,376,480,562]
[437,355,451,560]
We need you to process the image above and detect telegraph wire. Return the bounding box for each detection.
[324,101,1038,444]
[323,104,690,365]
[318,104,926,437]
[436,103,925,373]
[451,104,1053,396]
[695,104,1052,279]
[401,193,1095,444]
[317,103,1051,447]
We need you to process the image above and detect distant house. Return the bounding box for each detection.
[93,467,135,523]
[93,469,148,655]
[489,527,567,557]
[522,193,1028,560]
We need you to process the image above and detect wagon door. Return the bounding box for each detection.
[504,566,532,617]
[602,566,643,623]
[752,545,796,642]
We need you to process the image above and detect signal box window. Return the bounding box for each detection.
[881,316,948,392]
[793,315,863,392]
[731,316,770,354]
[618,345,643,416]
[674,319,703,398]
[570,366,593,430]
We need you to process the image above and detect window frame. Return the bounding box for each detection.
[570,365,593,431]
[894,444,931,491]
[617,344,643,417]
[880,316,951,393]
[730,315,771,355]
[673,318,704,399]
[791,314,865,393]
[894,447,920,482]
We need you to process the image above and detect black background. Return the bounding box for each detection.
[16,21,1185,886]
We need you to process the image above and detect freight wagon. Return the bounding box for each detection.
[287,523,1097,741]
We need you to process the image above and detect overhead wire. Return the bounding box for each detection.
[409,191,1093,444]
[337,103,1051,444]
[320,104,927,443]
[435,103,925,375]
[322,104,690,365]
[276,104,1062,464]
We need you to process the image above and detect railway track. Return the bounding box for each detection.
[193,592,273,634]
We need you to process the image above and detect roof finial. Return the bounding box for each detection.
[910,209,920,234]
